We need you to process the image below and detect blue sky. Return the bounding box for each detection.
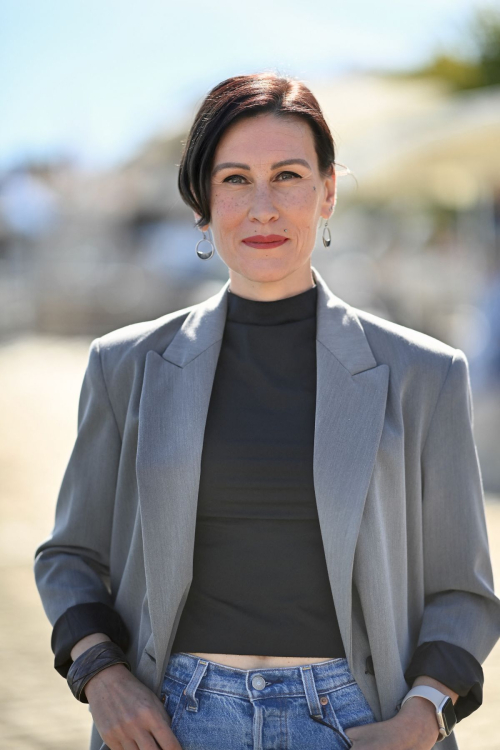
[0,0,489,171]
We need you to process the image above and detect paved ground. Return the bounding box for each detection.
[1,335,499,750]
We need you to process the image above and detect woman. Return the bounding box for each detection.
[34,72,500,750]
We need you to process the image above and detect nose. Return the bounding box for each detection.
[248,184,279,224]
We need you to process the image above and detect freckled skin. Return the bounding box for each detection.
[194,113,336,301]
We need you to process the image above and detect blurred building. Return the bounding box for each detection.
[1,72,499,486]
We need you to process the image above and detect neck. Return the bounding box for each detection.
[228,265,316,302]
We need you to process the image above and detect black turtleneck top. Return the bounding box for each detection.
[171,282,345,657]
[50,281,484,721]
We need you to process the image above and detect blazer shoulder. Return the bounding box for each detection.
[94,303,195,362]
[87,303,197,405]
[352,305,462,386]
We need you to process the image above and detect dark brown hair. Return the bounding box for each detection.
[177,71,336,229]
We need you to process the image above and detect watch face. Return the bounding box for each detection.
[441,697,456,734]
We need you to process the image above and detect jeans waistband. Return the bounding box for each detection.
[165,652,354,702]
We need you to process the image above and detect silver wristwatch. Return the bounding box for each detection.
[400,686,457,742]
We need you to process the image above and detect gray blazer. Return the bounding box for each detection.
[34,265,500,750]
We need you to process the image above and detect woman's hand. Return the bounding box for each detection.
[345,697,440,749]
[84,663,182,750]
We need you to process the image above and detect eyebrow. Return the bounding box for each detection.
[212,158,311,176]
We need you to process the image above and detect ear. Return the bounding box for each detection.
[194,211,210,232]
[319,167,337,220]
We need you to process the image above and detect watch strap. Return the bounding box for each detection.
[401,686,455,741]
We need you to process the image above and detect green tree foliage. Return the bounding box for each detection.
[386,6,500,91]
[468,6,500,87]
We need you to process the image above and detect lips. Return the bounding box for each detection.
[242,235,289,249]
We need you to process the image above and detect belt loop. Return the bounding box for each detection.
[184,658,209,711]
[300,665,323,719]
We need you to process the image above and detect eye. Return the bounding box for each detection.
[222,174,248,184]
[275,171,301,181]
[221,170,302,184]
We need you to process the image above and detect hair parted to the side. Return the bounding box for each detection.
[177,71,337,229]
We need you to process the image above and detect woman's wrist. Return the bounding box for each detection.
[396,696,441,747]
[70,632,111,662]
[83,661,131,702]
[67,640,131,703]
[412,675,459,704]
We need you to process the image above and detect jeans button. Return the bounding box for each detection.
[251,674,266,690]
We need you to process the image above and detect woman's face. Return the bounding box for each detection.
[195,112,336,296]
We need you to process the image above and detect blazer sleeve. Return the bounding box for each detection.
[51,601,129,677]
[412,348,500,712]
[33,337,129,676]
[404,640,483,722]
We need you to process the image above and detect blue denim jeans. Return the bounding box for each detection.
[161,652,377,750]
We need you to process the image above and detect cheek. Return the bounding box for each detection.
[278,185,318,215]
[211,190,248,221]
[281,187,319,237]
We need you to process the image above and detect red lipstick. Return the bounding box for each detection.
[242,234,289,249]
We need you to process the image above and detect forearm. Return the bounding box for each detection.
[70,632,111,661]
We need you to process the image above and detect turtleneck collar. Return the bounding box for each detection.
[226,283,317,326]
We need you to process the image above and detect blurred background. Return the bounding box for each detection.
[0,1,499,748]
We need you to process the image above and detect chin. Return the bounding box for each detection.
[233,257,295,283]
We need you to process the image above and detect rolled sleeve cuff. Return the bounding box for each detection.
[404,640,484,722]
[51,602,130,678]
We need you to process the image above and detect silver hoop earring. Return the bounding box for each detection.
[322,218,332,248]
[196,229,215,260]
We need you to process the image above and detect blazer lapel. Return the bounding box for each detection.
[136,265,389,683]
[136,278,230,682]
[312,267,390,663]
